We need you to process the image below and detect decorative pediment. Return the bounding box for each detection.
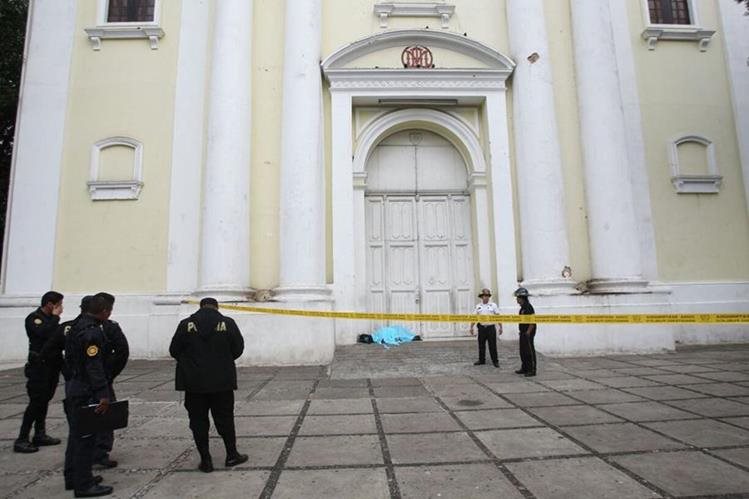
[323,29,513,72]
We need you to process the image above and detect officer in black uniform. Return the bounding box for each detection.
[63,295,114,497]
[514,287,537,377]
[92,292,129,469]
[41,296,93,383]
[14,291,65,453]
[169,297,247,472]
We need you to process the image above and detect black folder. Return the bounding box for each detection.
[76,400,129,434]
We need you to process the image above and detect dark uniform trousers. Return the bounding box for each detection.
[20,361,59,437]
[184,391,237,457]
[477,324,499,364]
[93,384,116,462]
[519,330,537,373]
[63,395,97,490]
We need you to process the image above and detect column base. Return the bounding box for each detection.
[521,279,578,296]
[194,286,253,303]
[273,286,332,303]
[586,278,650,294]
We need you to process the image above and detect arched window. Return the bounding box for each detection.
[668,135,722,194]
[88,137,144,200]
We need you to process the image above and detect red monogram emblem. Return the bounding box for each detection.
[401,46,434,69]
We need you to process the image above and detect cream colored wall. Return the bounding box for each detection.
[250,0,285,290]
[53,0,182,293]
[627,0,749,281]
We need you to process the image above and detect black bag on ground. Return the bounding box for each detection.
[357,334,374,344]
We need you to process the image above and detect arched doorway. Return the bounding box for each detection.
[365,129,474,338]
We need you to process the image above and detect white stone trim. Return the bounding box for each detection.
[374,2,455,29]
[85,0,163,50]
[87,136,144,200]
[2,2,77,294]
[668,134,722,194]
[639,0,714,51]
[165,0,211,293]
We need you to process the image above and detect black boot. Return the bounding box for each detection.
[13,438,39,453]
[74,484,113,497]
[198,455,214,473]
[32,433,61,446]
[66,475,103,491]
[225,453,249,467]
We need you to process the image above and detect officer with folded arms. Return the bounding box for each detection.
[15,291,65,453]
[170,297,248,473]
[64,295,113,497]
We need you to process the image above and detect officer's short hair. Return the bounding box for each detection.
[95,292,115,308]
[200,297,219,309]
[87,295,110,315]
[41,291,64,307]
[80,295,94,313]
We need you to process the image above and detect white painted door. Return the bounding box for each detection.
[365,130,475,338]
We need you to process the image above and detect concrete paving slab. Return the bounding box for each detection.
[286,435,383,466]
[502,392,580,407]
[644,419,749,448]
[562,423,686,453]
[298,414,377,435]
[234,416,298,437]
[316,379,369,388]
[176,437,285,469]
[562,389,644,405]
[371,377,422,386]
[0,403,26,419]
[144,470,269,498]
[621,385,709,401]
[454,408,542,431]
[0,416,67,440]
[713,447,749,468]
[694,371,749,382]
[387,432,486,464]
[395,463,525,499]
[307,398,373,415]
[685,382,749,397]
[507,456,660,499]
[235,400,305,416]
[659,364,719,374]
[598,376,662,388]
[668,397,749,417]
[273,468,390,499]
[310,387,371,399]
[475,428,588,460]
[109,438,190,470]
[483,381,549,394]
[441,394,513,411]
[16,469,158,498]
[120,416,189,438]
[721,416,749,430]
[527,405,625,426]
[598,401,700,422]
[372,385,431,398]
[610,367,670,376]
[643,373,714,385]
[0,443,64,473]
[613,450,749,496]
[381,412,462,434]
[376,397,444,414]
[538,379,607,392]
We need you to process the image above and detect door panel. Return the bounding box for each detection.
[385,197,420,332]
[420,196,454,336]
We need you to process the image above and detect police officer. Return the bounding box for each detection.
[469,288,502,367]
[514,287,537,377]
[41,296,93,383]
[169,297,247,472]
[14,291,65,453]
[63,295,114,497]
[92,292,129,469]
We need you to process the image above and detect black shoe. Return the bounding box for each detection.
[66,476,103,491]
[13,439,39,453]
[524,371,537,377]
[92,457,118,469]
[493,362,500,368]
[225,453,249,467]
[32,433,61,446]
[514,369,526,375]
[74,484,113,497]
[199,457,214,473]
[473,361,485,366]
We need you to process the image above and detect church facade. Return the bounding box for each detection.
[1,0,747,364]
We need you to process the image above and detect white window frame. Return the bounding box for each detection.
[85,0,164,51]
[668,134,722,194]
[88,136,144,201]
[374,2,455,29]
[640,0,715,51]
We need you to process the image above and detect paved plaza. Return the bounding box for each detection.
[2,341,749,498]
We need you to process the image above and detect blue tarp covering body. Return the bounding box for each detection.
[371,326,416,347]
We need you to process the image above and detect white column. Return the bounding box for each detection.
[718,0,749,215]
[199,0,253,295]
[2,1,77,294]
[486,91,520,310]
[277,0,328,301]
[506,0,573,295]
[166,0,211,293]
[571,0,646,292]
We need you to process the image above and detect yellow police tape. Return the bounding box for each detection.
[185,301,749,325]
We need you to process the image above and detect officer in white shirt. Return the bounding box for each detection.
[469,288,502,367]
